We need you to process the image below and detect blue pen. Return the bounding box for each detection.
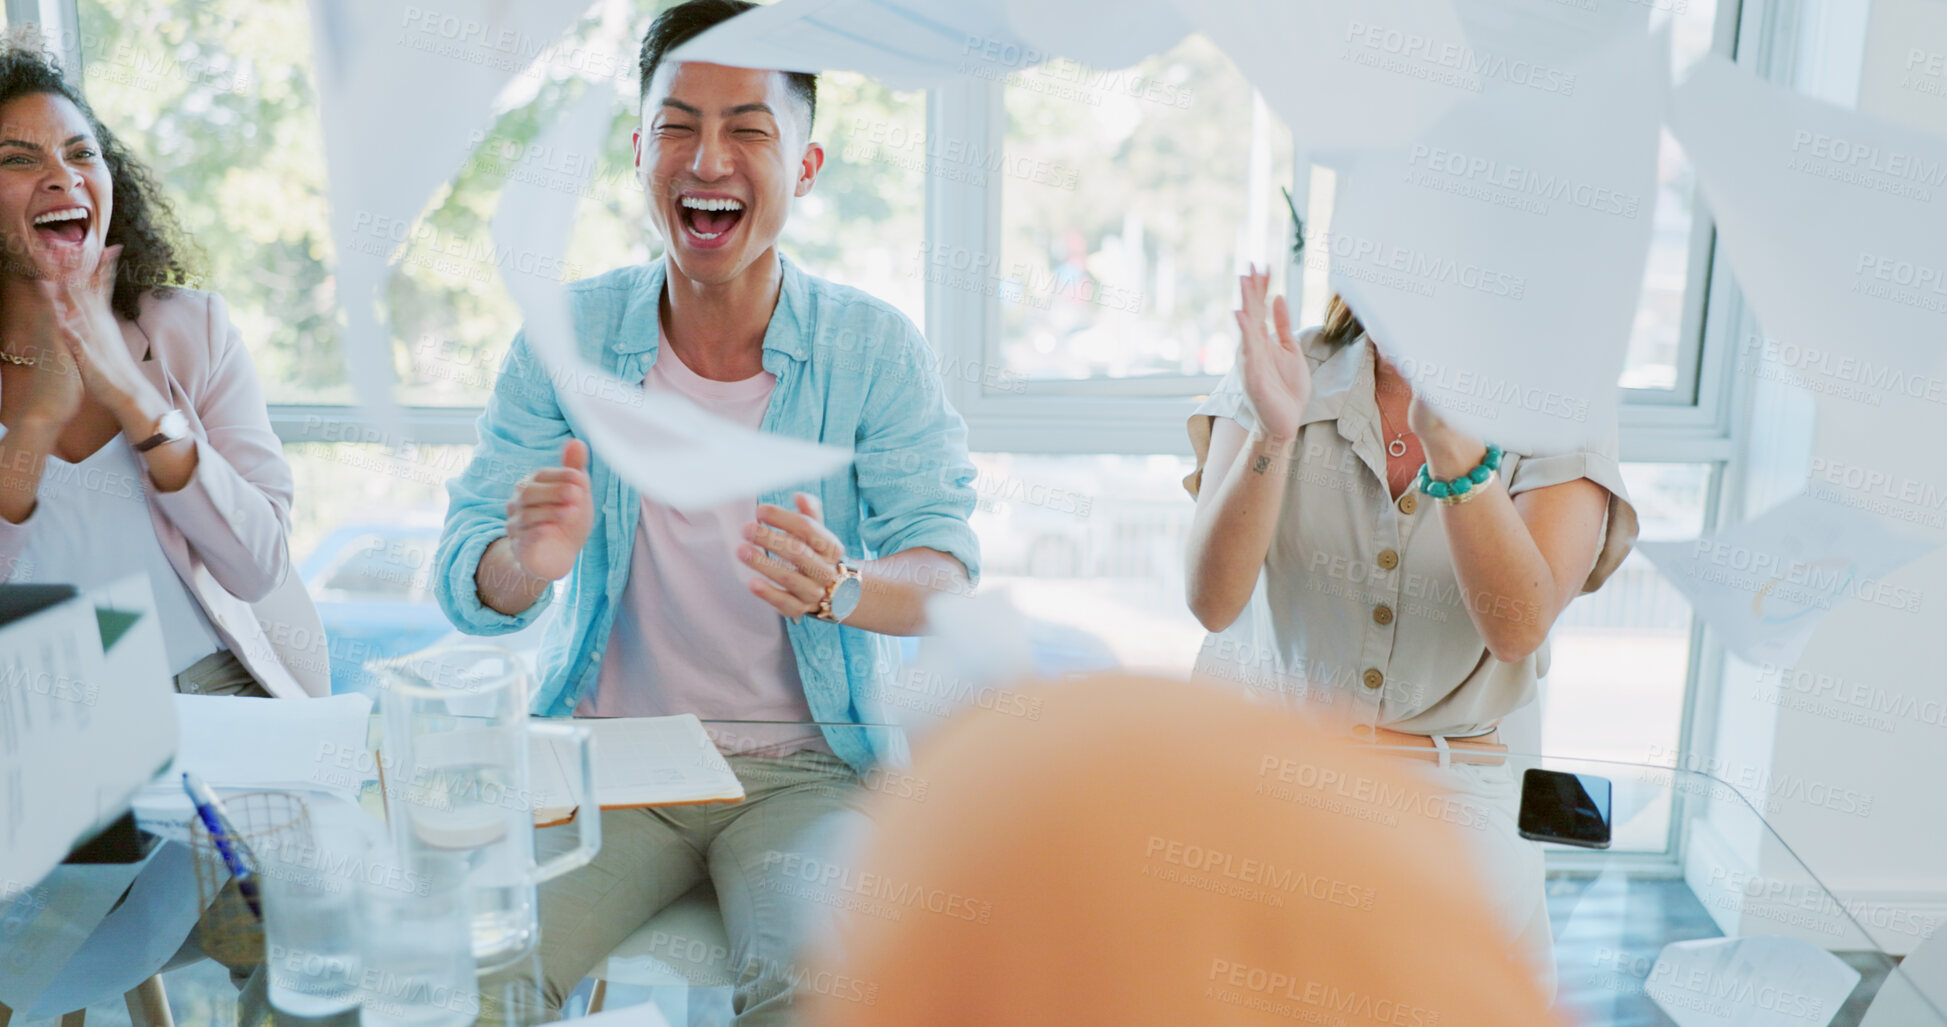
[181,772,263,920]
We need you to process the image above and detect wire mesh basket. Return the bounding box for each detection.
[189,790,311,967]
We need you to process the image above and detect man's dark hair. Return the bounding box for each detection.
[638,0,817,133]
[0,39,196,320]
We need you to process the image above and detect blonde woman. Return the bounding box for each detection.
[1184,270,1638,998]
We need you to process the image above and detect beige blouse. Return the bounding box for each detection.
[1185,329,1639,738]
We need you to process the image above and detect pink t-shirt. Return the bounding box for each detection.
[577,339,827,756]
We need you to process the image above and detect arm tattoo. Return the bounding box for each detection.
[1251,455,1271,475]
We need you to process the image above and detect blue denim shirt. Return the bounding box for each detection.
[434,255,980,772]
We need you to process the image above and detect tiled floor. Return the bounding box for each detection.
[11,872,1908,1027]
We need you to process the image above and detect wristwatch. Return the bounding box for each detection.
[133,409,189,453]
[814,560,864,623]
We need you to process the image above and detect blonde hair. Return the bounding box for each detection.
[1320,293,1365,347]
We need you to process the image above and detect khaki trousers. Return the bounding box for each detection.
[483,749,871,1027]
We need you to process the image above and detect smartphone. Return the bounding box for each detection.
[1517,769,1613,849]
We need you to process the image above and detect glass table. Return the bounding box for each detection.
[579,723,1947,1026]
[1351,748,1946,1027]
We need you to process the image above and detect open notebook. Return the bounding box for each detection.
[530,714,745,828]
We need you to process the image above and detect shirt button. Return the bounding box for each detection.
[1397,492,1417,515]
[1362,668,1384,690]
[1376,549,1399,570]
[1372,604,1394,626]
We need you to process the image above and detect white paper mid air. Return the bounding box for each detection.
[669,0,1035,92]
[1002,0,1191,73]
[1669,55,1947,385]
[1323,29,1666,452]
[491,89,851,509]
[675,0,1473,152]
[1174,0,1474,151]
[308,0,591,424]
[1636,492,1938,668]
[1449,0,1650,72]
[1670,56,1947,509]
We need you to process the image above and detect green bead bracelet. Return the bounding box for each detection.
[1415,444,1504,502]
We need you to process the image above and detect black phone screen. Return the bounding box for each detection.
[1517,769,1613,849]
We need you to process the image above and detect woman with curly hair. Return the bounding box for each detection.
[0,42,326,701]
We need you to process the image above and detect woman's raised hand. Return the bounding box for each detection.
[1234,265,1310,441]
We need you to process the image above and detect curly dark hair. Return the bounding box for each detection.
[0,39,197,321]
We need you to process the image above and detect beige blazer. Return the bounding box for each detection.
[0,288,328,699]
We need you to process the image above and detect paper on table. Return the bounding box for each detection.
[492,88,850,508]
[1325,28,1666,451]
[1645,936,1860,1027]
[1170,0,1473,152]
[131,693,375,830]
[669,0,1035,92]
[1002,0,1190,73]
[307,0,588,426]
[1636,492,1939,668]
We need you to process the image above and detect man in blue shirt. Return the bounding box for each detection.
[434,1,979,1020]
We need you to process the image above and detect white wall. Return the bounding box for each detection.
[1687,0,1947,956]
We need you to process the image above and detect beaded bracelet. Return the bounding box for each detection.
[1414,444,1504,506]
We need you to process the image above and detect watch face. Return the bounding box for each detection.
[829,575,864,622]
[158,409,189,440]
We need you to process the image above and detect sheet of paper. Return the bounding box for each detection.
[669,0,1034,92]
[0,578,176,892]
[1636,493,1939,668]
[307,0,590,425]
[1450,0,1650,70]
[1645,936,1860,1027]
[1669,56,1947,511]
[1171,0,1474,151]
[1670,55,1947,382]
[131,693,375,828]
[1324,28,1666,451]
[492,88,851,508]
[1002,0,1190,73]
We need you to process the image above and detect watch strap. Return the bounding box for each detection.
[133,410,187,453]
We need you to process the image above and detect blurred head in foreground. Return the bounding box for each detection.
[802,674,1565,1027]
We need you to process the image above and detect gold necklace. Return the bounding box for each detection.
[0,350,34,367]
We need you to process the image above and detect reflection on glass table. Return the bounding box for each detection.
[1345,748,1946,1027]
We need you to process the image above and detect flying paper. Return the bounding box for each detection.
[1002,0,1190,73]
[308,0,591,425]
[491,89,851,509]
[1450,0,1649,71]
[1324,29,1666,451]
[1670,56,1947,513]
[672,0,1484,150]
[668,0,1035,92]
[1670,55,1947,386]
[1636,492,1938,668]
[1171,0,1473,151]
